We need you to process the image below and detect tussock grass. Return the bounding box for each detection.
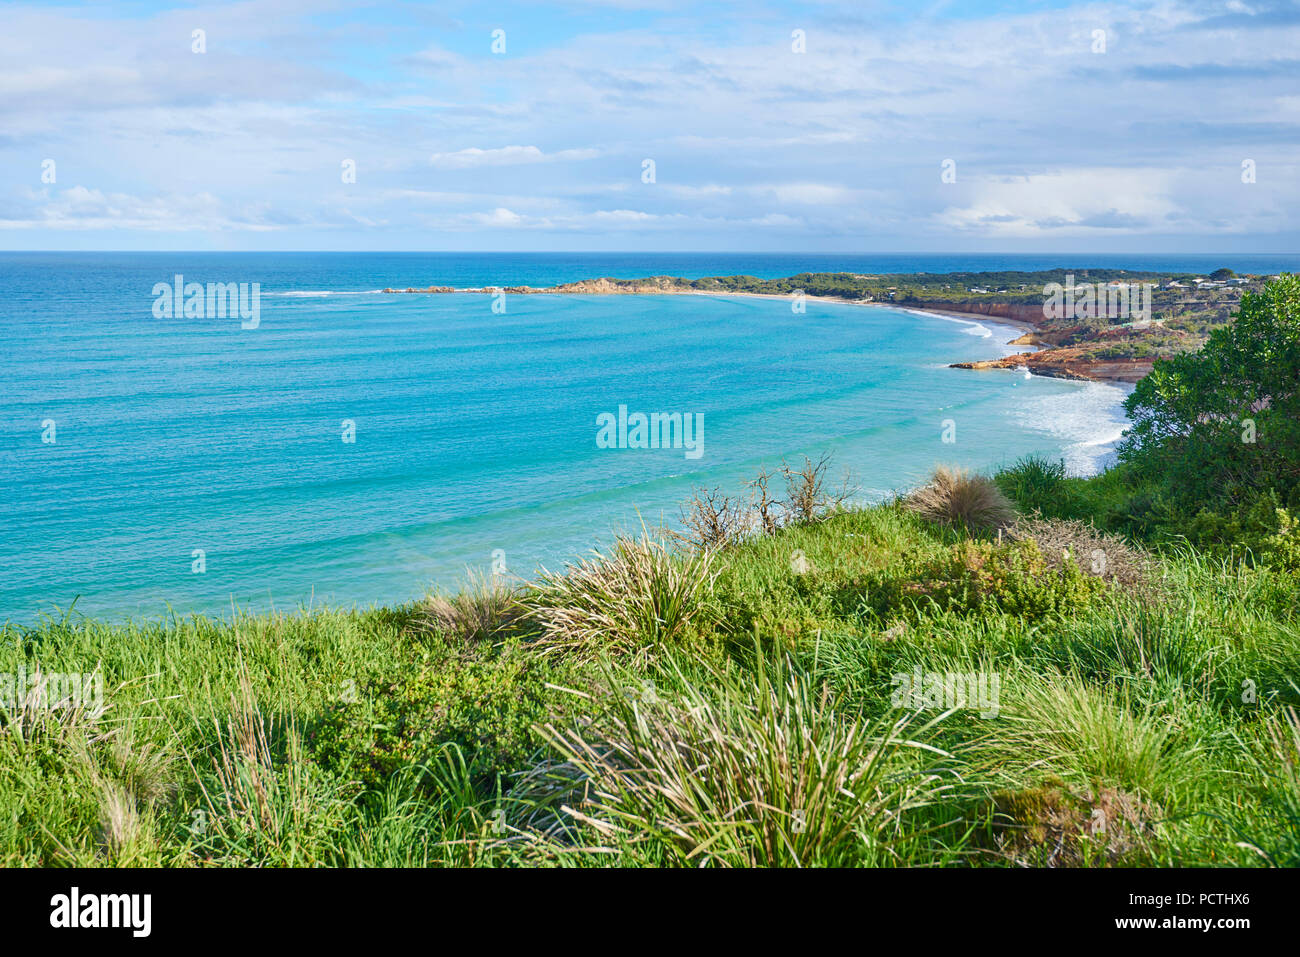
[418,570,522,643]
[988,674,1204,800]
[996,454,1067,515]
[538,650,952,867]
[1244,704,1300,866]
[907,466,1017,534]
[524,531,718,665]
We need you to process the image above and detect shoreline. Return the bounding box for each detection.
[373,265,1240,385]
[383,283,1044,334]
[380,282,1144,380]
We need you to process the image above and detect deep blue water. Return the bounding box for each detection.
[1,252,1292,625]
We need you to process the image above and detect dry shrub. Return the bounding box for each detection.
[989,779,1161,866]
[525,531,718,666]
[779,452,856,524]
[906,466,1017,533]
[1008,517,1152,589]
[748,468,781,535]
[678,486,748,549]
[419,570,522,643]
[673,454,856,551]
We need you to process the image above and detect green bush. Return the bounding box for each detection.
[1121,275,1300,511]
[871,539,1107,621]
[308,649,556,791]
[1183,492,1300,570]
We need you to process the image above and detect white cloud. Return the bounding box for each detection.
[475,207,524,226]
[935,168,1184,236]
[428,146,601,169]
[0,186,255,231]
[0,0,1296,248]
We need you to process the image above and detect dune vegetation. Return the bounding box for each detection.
[2,278,1297,868]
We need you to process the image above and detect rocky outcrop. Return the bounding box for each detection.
[951,351,1154,383]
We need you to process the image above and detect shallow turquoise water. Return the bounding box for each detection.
[0,253,1140,624]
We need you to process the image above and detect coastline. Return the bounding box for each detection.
[381,282,1043,333]
[360,262,1282,388]
[379,282,1133,380]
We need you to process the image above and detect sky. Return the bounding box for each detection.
[0,0,1297,252]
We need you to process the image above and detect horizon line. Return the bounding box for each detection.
[2,249,1296,257]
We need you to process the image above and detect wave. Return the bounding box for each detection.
[1011,380,1132,476]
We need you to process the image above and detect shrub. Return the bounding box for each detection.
[779,453,856,524]
[1183,491,1300,571]
[872,539,1106,621]
[1120,274,1300,511]
[906,466,1017,533]
[524,531,719,665]
[309,650,554,790]
[1009,517,1152,589]
[672,454,856,547]
[678,486,748,549]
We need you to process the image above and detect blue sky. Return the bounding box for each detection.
[1,0,1297,251]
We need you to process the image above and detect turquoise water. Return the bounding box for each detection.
[4,250,1241,625]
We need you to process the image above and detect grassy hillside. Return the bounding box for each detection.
[3,467,1297,867]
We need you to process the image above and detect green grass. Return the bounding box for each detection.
[3,483,1298,867]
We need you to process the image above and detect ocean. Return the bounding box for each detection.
[1,251,1292,625]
